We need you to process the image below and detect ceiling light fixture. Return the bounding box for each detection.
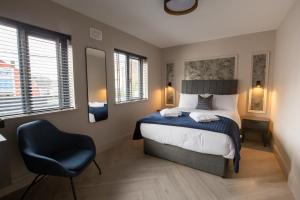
[164,0,198,16]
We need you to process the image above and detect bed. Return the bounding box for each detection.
[88,102,108,122]
[134,80,240,177]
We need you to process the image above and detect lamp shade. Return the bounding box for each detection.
[256,81,262,88]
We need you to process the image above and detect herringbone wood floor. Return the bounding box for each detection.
[2,139,294,200]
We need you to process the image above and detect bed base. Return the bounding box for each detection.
[144,138,229,177]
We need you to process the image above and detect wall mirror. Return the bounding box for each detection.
[248,52,269,113]
[86,48,108,123]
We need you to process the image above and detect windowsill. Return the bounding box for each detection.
[1,107,78,120]
[115,99,148,105]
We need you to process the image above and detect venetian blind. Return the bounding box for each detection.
[0,19,74,117]
[114,49,148,104]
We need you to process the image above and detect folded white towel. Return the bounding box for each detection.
[189,112,219,123]
[160,108,182,117]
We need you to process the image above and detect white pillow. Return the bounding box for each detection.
[178,93,198,108]
[212,94,238,111]
[89,102,105,107]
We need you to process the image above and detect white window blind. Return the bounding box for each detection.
[0,19,74,118]
[114,49,148,104]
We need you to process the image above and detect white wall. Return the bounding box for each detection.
[162,31,276,118]
[0,0,162,196]
[271,1,300,199]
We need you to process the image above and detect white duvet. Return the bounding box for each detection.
[140,107,241,159]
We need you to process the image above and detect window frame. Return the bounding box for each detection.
[0,17,75,119]
[114,49,148,104]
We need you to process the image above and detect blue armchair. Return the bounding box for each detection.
[17,120,101,200]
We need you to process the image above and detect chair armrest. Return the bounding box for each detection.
[60,132,96,151]
[22,149,74,177]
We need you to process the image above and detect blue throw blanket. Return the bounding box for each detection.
[89,104,108,121]
[133,112,241,173]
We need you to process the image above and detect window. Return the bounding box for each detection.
[114,49,148,104]
[0,18,74,118]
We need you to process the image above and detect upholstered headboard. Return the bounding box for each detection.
[181,80,238,95]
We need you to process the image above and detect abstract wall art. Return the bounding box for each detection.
[184,56,237,80]
[248,52,269,113]
[165,63,175,106]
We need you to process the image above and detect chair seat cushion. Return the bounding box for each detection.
[52,149,94,171]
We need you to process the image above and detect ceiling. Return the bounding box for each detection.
[52,0,295,48]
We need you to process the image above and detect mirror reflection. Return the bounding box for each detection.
[86,48,108,123]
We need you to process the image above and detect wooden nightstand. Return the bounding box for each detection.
[241,116,270,147]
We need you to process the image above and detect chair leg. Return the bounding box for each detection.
[70,178,77,200]
[93,159,102,175]
[20,174,46,200]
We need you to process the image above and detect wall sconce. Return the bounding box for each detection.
[165,82,175,107]
[256,81,262,88]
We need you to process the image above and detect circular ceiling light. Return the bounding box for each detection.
[164,0,198,15]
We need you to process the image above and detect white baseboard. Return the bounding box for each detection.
[272,137,300,199]
[0,133,131,198]
[273,143,289,178]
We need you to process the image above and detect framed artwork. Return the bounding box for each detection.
[248,52,269,113]
[184,55,237,80]
[165,63,175,106]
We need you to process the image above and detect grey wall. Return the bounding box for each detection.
[162,31,275,118]
[0,0,162,195]
[271,1,300,199]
